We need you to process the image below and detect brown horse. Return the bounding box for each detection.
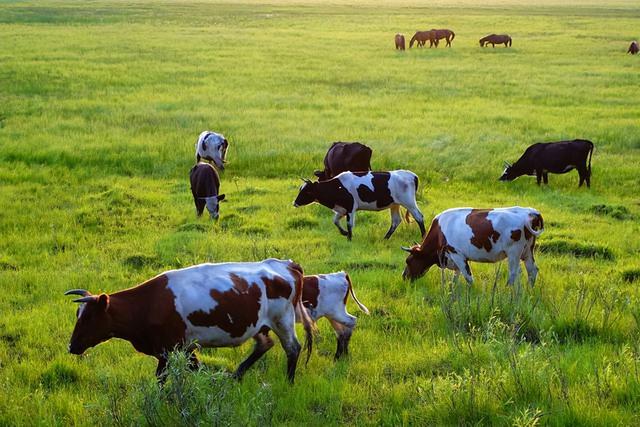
[395,33,406,50]
[429,29,455,47]
[410,31,437,48]
[628,41,639,55]
[480,34,512,47]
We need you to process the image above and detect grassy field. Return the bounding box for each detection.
[1,0,640,425]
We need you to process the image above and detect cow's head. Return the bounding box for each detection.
[499,161,517,181]
[401,245,435,281]
[479,39,484,47]
[203,194,226,220]
[293,179,317,207]
[196,131,228,171]
[65,290,113,355]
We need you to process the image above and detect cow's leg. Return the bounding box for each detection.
[507,253,522,286]
[271,312,302,383]
[577,165,588,187]
[195,199,206,216]
[406,205,426,237]
[535,170,543,185]
[384,205,402,239]
[156,356,168,384]
[346,212,356,241]
[449,254,473,285]
[333,212,349,236]
[234,332,275,380]
[543,172,549,184]
[188,352,201,371]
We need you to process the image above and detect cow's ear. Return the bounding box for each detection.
[217,194,226,202]
[201,139,207,151]
[97,294,109,311]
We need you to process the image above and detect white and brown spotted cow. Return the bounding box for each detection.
[301,272,369,360]
[293,170,426,240]
[65,259,316,383]
[402,207,544,286]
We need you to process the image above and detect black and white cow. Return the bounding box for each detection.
[499,139,594,187]
[190,163,226,219]
[301,272,369,360]
[195,131,229,171]
[293,170,426,240]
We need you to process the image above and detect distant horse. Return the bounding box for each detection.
[410,31,437,48]
[429,28,455,47]
[395,33,406,50]
[628,41,639,55]
[480,34,512,47]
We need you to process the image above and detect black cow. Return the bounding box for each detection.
[293,170,425,240]
[628,41,639,55]
[499,139,594,187]
[190,163,226,219]
[314,142,372,181]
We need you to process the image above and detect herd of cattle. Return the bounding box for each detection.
[64,129,597,382]
[394,30,639,54]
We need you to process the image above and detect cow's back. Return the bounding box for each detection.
[325,142,372,177]
[190,163,220,198]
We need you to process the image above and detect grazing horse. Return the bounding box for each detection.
[410,31,438,48]
[395,33,406,50]
[480,34,512,47]
[430,29,455,47]
[628,41,639,55]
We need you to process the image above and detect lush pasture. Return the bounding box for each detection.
[1,0,640,425]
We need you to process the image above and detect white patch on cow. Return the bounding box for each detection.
[195,130,227,170]
[165,259,300,347]
[77,303,87,319]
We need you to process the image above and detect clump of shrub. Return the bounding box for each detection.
[621,268,640,283]
[539,239,615,260]
[589,204,633,220]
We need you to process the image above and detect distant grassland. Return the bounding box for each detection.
[1,0,640,425]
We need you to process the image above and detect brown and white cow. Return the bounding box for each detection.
[190,162,226,219]
[65,259,315,383]
[301,272,369,360]
[402,207,544,286]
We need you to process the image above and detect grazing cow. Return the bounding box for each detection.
[500,139,594,187]
[395,33,406,50]
[293,170,426,240]
[65,259,316,383]
[189,163,226,219]
[410,30,438,48]
[195,131,229,171]
[314,142,373,181]
[480,34,512,47]
[402,207,544,286]
[301,272,369,360]
[628,41,639,55]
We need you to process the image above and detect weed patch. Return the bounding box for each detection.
[539,239,615,260]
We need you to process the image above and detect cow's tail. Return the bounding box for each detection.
[345,273,370,315]
[508,37,512,47]
[587,141,594,175]
[450,31,455,41]
[404,174,419,223]
[291,262,316,365]
[525,212,544,237]
[409,34,416,48]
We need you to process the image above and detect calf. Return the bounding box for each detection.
[195,131,229,171]
[499,139,594,187]
[65,259,315,383]
[402,207,544,286]
[395,33,406,51]
[190,162,225,219]
[314,142,372,181]
[293,170,426,240]
[301,272,369,360]
[628,41,639,55]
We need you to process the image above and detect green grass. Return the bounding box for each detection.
[1,0,640,425]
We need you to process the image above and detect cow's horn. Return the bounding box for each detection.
[401,246,413,252]
[301,177,311,184]
[503,161,511,167]
[65,289,90,297]
[73,296,95,303]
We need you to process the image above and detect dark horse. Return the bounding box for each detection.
[410,31,437,48]
[429,29,455,47]
[395,33,406,51]
[480,34,512,47]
